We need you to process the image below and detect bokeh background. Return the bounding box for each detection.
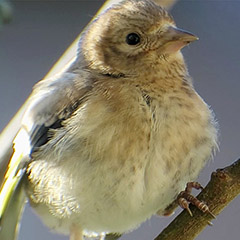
[0,0,240,240]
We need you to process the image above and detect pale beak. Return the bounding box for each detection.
[163,25,198,53]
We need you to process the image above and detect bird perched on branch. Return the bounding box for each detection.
[0,0,218,239]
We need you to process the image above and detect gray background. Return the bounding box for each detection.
[1,0,240,240]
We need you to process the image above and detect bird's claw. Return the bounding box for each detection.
[177,182,215,218]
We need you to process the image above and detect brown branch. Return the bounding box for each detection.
[155,158,240,240]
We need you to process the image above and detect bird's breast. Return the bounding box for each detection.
[65,83,217,229]
[26,81,217,234]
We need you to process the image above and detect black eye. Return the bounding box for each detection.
[126,33,141,45]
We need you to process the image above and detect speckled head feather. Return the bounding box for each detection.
[79,0,178,77]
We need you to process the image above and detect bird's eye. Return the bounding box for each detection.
[126,33,141,45]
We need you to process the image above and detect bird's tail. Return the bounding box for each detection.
[0,127,30,240]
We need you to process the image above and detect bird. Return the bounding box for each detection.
[0,0,218,240]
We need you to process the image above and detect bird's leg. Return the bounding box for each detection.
[161,200,178,216]
[177,182,215,218]
[70,224,83,240]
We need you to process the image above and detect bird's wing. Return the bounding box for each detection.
[0,71,92,240]
[22,71,92,152]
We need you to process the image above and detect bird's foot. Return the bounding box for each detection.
[177,182,215,218]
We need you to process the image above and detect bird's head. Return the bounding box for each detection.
[80,0,198,77]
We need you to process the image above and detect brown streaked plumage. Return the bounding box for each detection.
[0,1,218,240]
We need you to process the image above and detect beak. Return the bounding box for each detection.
[162,25,198,53]
[167,26,199,43]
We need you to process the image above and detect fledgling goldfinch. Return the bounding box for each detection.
[0,0,218,240]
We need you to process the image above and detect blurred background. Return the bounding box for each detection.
[0,0,240,240]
